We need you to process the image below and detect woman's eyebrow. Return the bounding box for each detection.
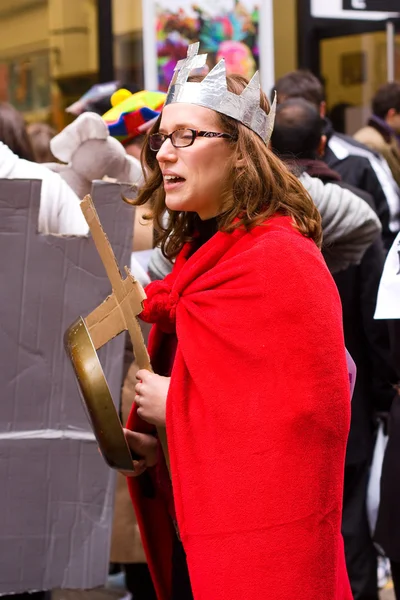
[158,124,198,133]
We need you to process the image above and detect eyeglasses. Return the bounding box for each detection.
[149,128,236,152]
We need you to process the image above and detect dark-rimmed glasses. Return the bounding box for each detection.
[149,128,236,152]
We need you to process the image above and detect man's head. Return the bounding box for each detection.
[372,82,400,134]
[270,98,325,160]
[273,70,326,117]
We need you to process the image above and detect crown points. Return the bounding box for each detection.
[165,43,275,144]
[201,60,228,91]
[241,71,260,100]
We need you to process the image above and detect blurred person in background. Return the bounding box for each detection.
[0,103,87,235]
[354,82,400,189]
[329,102,354,135]
[374,337,400,600]
[0,102,35,161]
[27,122,57,163]
[103,88,166,161]
[273,70,400,250]
[271,97,399,600]
[124,132,146,161]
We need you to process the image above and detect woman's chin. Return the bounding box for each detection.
[165,196,190,212]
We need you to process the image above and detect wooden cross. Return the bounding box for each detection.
[81,194,170,473]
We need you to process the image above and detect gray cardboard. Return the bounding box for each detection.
[0,179,135,593]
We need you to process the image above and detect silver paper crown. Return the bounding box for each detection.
[165,42,276,144]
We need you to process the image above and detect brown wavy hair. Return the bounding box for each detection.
[132,74,322,259]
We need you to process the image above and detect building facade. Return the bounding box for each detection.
[0,0,398,133]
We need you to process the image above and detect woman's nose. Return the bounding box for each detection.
[156,137,177,163]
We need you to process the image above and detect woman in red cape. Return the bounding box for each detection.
[123,56,353,599]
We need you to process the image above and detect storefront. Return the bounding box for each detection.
[0,0,398,133]
[111,0,400,134]
[297,0,400,132]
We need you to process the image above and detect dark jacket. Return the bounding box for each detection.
[297,158,398,464]
[324,120,398,250]
[374,319,400,560]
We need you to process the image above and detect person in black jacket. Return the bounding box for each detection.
[273,70,400,250]
[374,264,400,598]
[271,97,399,600]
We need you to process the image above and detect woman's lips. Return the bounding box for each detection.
[163,175,185,190]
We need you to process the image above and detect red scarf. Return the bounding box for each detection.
[127,216,352,600]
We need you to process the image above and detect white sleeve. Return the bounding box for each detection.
[38,171,89,236]
[148,246,174,281]
[300,173,381,273]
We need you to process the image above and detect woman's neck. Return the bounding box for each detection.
[190,214,219,255]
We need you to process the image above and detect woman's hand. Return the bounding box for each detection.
[134,370,170,426]
[121,428,158,477]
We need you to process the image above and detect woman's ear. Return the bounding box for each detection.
[317,135,327,158]
[235,151,246,169]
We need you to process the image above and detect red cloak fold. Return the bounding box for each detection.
[127,216,353,600]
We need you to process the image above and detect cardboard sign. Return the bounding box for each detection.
[375,231,400,319]
[0,179,134,593]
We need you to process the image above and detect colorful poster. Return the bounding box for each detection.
[143,1,264,92]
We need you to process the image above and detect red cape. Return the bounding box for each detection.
[127,216,352,600]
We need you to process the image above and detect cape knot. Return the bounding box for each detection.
[167,290,180,320]
[141,280,180,332]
